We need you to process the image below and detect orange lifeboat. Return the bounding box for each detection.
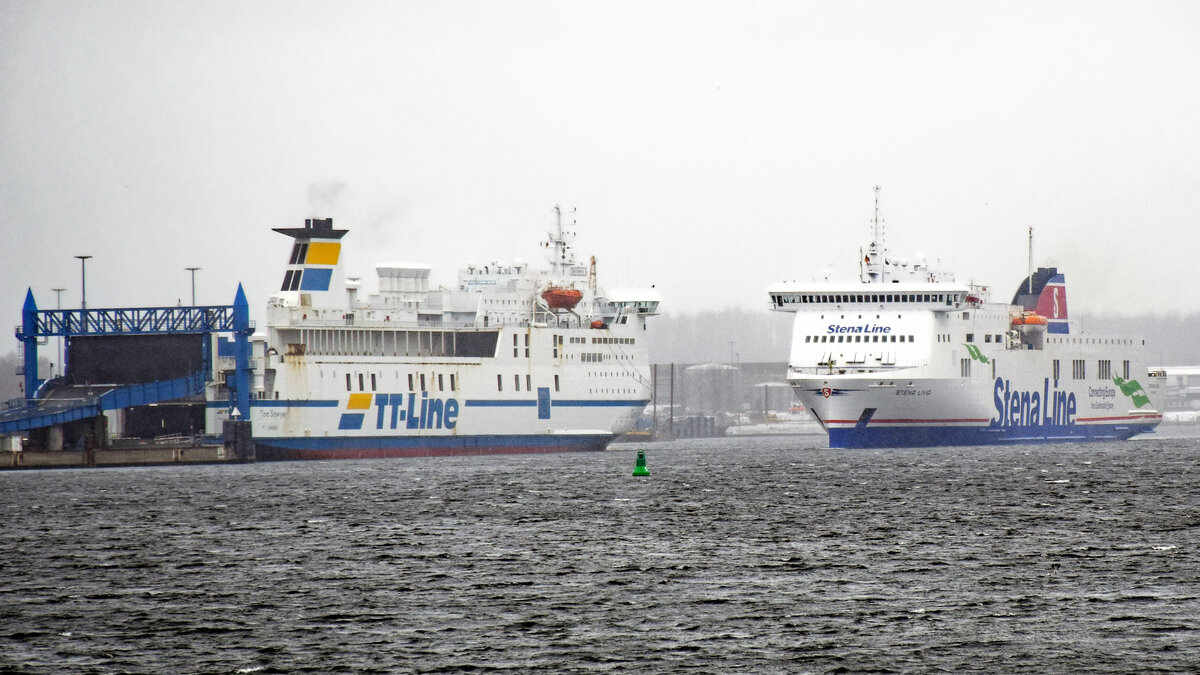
[542,286,583,310]
[1011,313,1048,326]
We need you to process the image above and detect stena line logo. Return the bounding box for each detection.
[827,324,892,334]
[992,377,1076,428]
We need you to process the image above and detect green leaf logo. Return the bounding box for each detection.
[964,344,990,364]
[1113,376,1151,408]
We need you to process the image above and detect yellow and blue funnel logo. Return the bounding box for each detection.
[281,241,341,292]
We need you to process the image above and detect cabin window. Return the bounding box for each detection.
[438,373,444,391]
[371,373,377,391]
[526,374,531,391]
[345,373,351,391]
[497,374,503,391]
[450,374,457,391]
[554,374,560,392]
[966,334,974,343]
[514,374,521,391]
[984,334,992,343]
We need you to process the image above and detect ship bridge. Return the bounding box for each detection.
[768,282,973,311]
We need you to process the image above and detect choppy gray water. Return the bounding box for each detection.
[2,433,1199,673]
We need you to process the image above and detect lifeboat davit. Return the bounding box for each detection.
[1011,313,1048,326]
[542,287,583,310]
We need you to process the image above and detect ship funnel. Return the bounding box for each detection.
[272,217,350,310]
[1013,267,1068,334]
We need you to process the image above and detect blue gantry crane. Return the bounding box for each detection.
[1,285,253,438]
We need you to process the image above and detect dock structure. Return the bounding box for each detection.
[1,285,255,467]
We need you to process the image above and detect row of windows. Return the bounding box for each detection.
[290,328,499,358]
[1052,359,1130,381]
[497,373,562,392]
[804,334,915,344]
[773,292,964,306]
[958,358,1132,381]
[341,371,459,393]
[593,337,635,345]
[1047,337,1138,346]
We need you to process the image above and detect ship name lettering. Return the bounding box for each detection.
[826,324,892,334]
[373,392,460,431]
[992,377,1076,428]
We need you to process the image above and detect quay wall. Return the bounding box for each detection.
[3,445,241,470]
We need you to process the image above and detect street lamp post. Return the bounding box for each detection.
[74,255,92,309]
[51,287,65,378]
[186,267,201,306]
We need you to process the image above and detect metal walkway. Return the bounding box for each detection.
[0,372,207,435]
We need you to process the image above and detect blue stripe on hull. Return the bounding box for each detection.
[253,433,613,461]
[827,423,1157,449]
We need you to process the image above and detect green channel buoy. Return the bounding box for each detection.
[632,449,650,476]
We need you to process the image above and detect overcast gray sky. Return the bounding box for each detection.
[2,1,1198,330]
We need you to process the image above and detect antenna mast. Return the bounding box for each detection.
[1027,226,1033,295]
[863,185,886,283]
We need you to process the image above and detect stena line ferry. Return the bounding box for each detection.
[206,208,659,460]
[769,188,1163,449]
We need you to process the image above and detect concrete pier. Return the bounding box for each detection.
[3,440,248,470]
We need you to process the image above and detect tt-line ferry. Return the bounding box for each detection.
[768,189,1163,449]
[206,208,659,460]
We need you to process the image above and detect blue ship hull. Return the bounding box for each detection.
[253,433,613,461]
[826,422,1158,449]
